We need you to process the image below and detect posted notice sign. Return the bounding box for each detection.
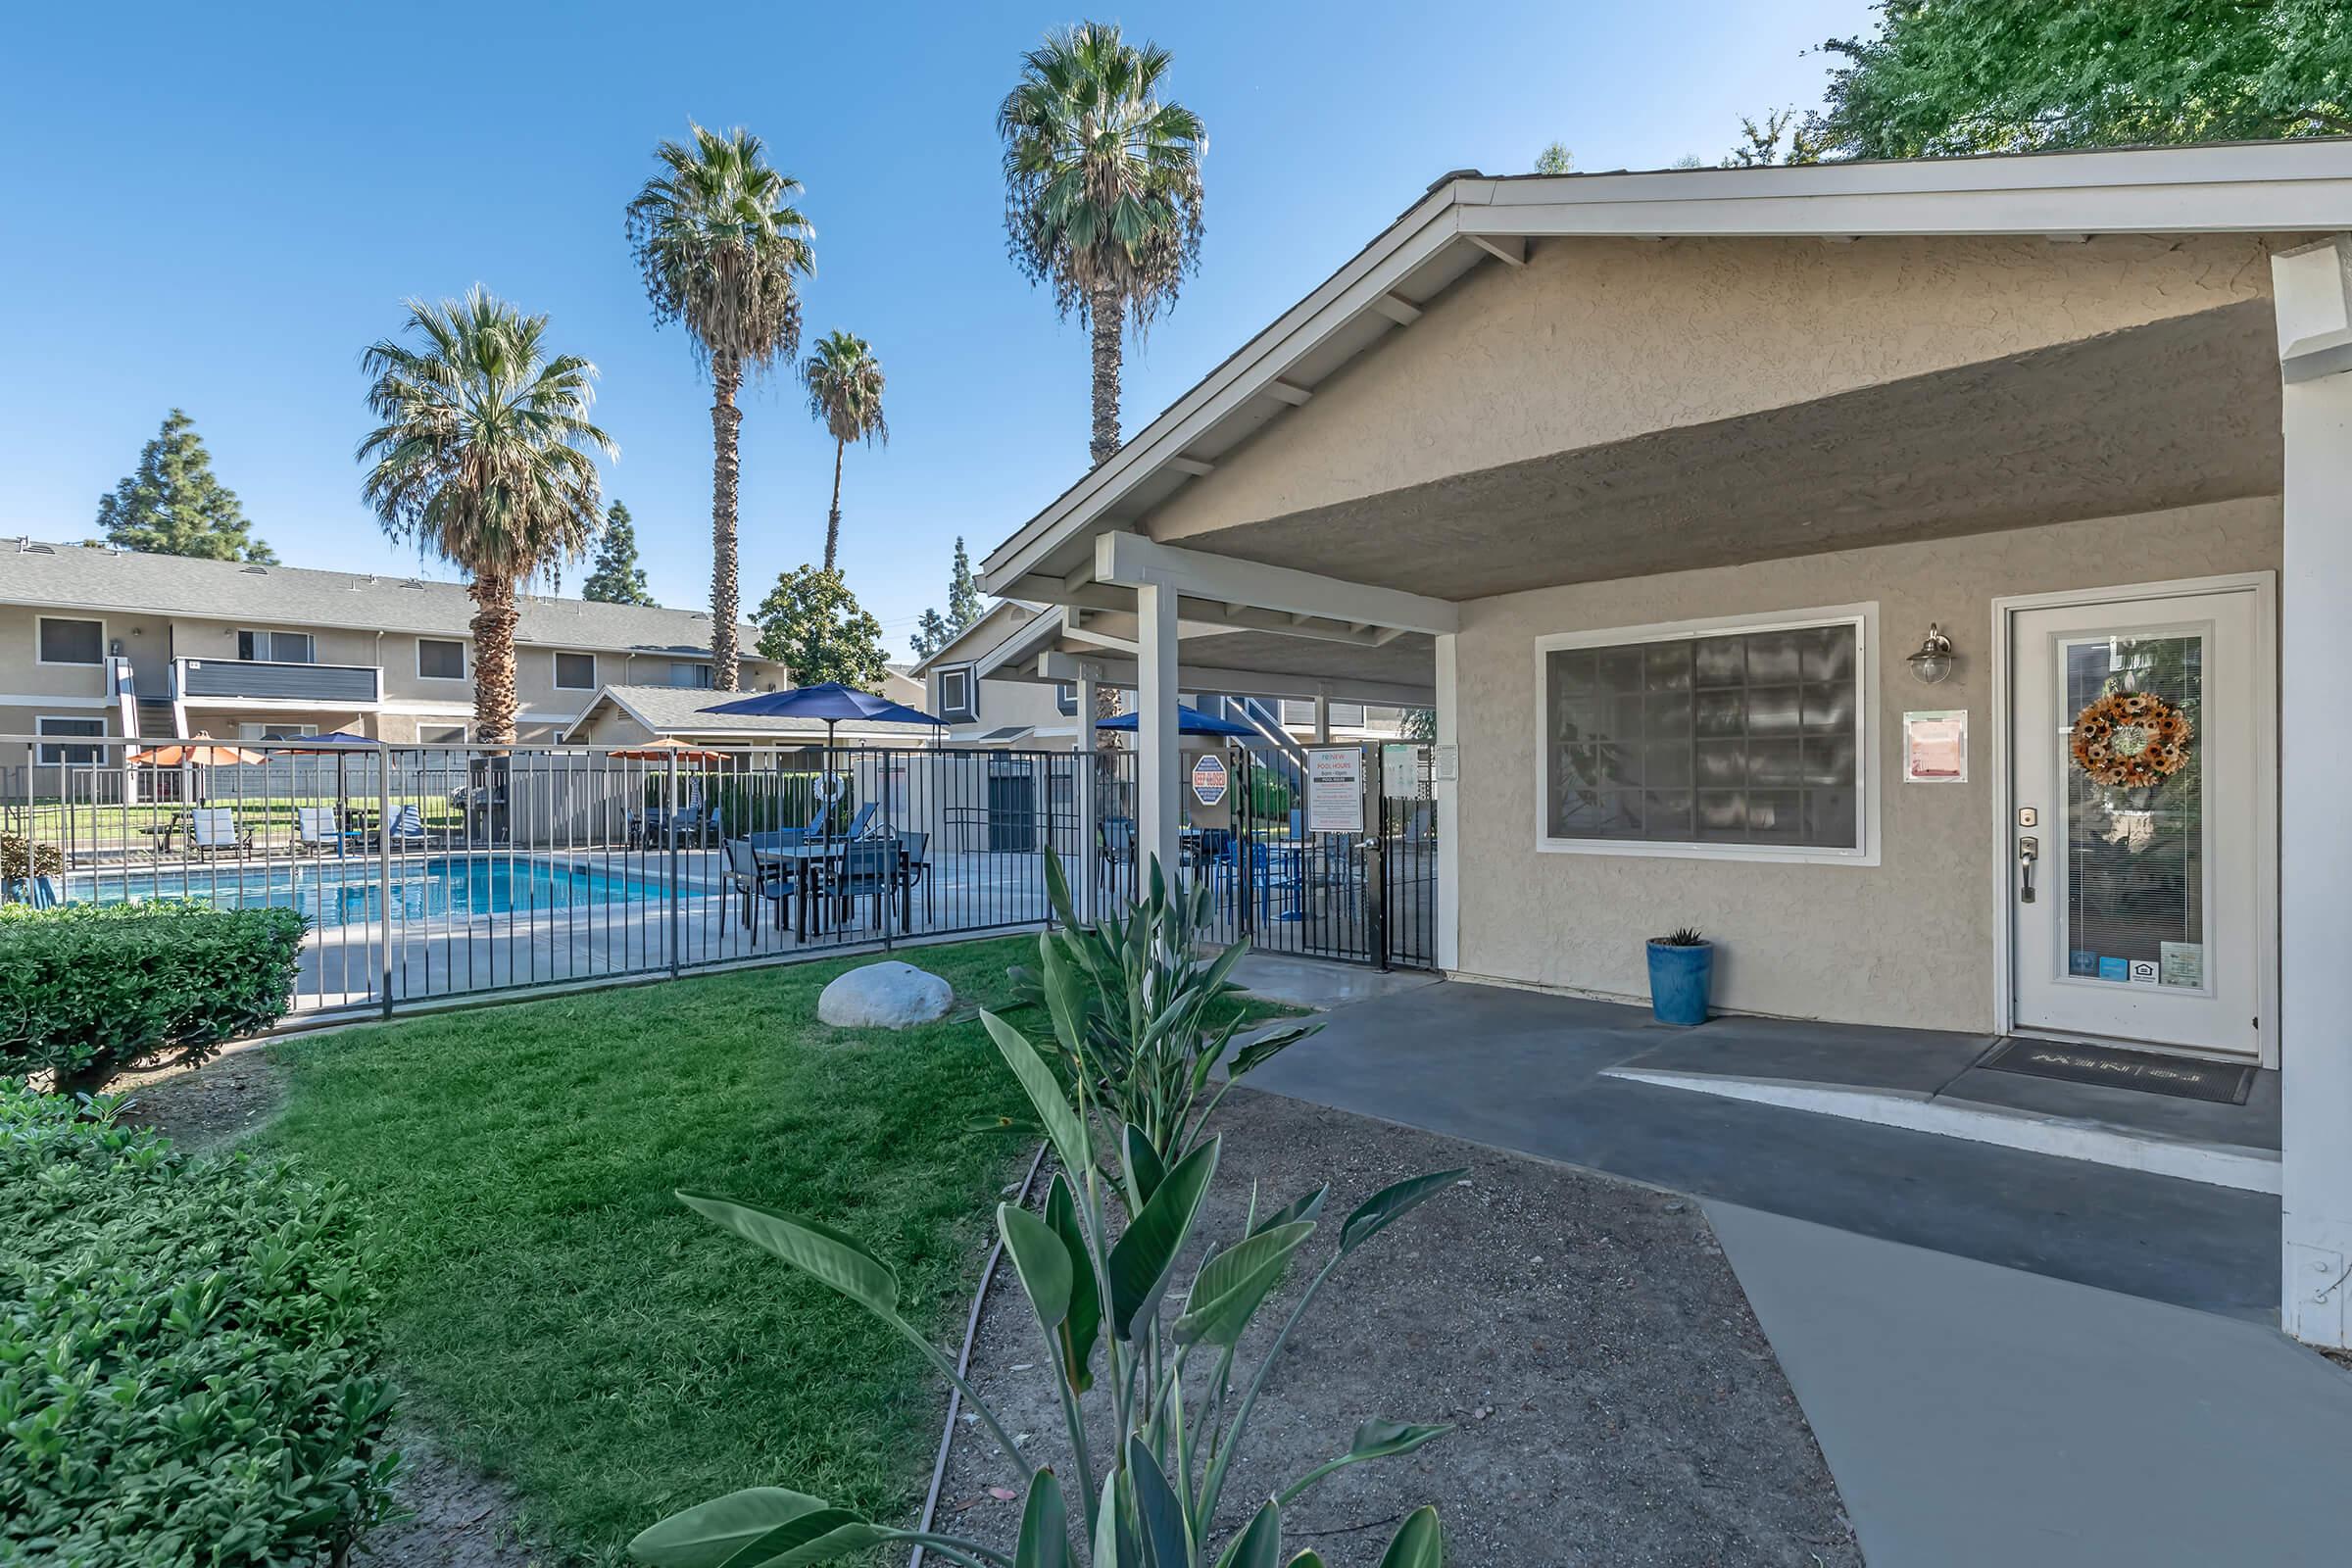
[1305,749,1364,835]
[1190,753,1230,806]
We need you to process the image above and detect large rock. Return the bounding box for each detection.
[818,961,954,1030]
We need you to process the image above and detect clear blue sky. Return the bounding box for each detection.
[0,0,1873,659]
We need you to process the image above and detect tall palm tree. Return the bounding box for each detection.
[999,22,1206,468]
[626,123,814,689]
[799,330,887,572]
[357,289,613,743]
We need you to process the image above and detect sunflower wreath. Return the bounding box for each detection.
[2070,689,2193,788]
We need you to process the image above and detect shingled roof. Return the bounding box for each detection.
[4,539,759,657]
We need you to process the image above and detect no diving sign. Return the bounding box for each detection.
[1190,753,1230,806]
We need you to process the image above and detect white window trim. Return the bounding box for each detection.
[35,614,107,667]
[553,650,599,691]
[1532,601,1882,867]
[35,713,109,765]
[237,722,319,741]
[416,637,468,681]
[938,665,977,722]
[238,627,318,663]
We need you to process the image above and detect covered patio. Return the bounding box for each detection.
[978,142,2352,1347]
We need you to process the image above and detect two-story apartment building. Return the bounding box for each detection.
[2,538,779,762]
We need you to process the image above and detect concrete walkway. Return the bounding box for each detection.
[1237,972,2352,1564]
[1712,1203,2352,1567]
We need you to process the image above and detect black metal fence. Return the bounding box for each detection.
[2,732,1436,1026]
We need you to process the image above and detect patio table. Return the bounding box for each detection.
[754,839,912,941]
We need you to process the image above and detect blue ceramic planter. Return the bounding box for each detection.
[1646,940,1714,1026]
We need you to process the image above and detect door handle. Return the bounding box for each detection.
[2017,835,2039,905]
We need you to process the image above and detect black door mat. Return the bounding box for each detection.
[1978,1038,2255,1104]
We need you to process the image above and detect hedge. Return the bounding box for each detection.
[0,1085,398,1566]
[644,770,858,836]
[0,903,307,1095]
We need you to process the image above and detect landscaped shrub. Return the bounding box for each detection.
[0,1083,398,1566]
[646,770,858,836]
[0,902,307,1095]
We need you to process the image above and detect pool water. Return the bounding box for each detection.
[71,855,669,927]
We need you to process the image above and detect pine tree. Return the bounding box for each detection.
[94,410,275,562]
[582,501,658,606]
[945,536,983,635]
[910,609,953,661]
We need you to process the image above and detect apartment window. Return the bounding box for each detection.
[1055,680,1077,716]
[417,638,466,680]
[554,651,598,690]
[419,724,466,745]
[36,715,105,765]
[1537,608,1874,862]
[938,666,975,722]
[238,722,318,742]
[666,662,714,689]
[237,629,316,663]
[37,616,104,665]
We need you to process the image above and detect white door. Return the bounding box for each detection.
[2009,584,2270,1058]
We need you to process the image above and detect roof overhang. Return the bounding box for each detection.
[980,139,2352,600]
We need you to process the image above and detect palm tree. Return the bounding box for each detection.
[799,330,887,572]
[626,123,814,689]
[999,22,1206,468]
[357,289,613,743]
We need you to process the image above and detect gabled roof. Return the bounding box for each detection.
[4,539,764,658]
[979,138,2352,596]
[908,600,1040,675]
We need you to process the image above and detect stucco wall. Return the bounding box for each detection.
[1451,496,2280,1031]
[1150,234,2279,547]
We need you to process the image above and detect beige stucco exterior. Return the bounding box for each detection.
[1145,234,2282,559]
[1449,495,2279,1030]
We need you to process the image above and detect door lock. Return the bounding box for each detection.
[2017,835,2039,904]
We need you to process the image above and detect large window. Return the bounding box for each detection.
[1536,607,1875,862]
[36,715,106,765]
[238,628,316,662]
[665,662,714,689]
[554,651,598,690]
[417,638,466,680]
[238,722,318,742]
[37,616,104,665]
[938,666,975,722]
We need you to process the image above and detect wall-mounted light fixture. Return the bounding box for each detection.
[1906,623,1954,685]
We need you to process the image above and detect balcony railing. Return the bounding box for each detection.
[172,657,383,705]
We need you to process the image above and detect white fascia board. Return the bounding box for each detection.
[1096,533,1458,636]
[1035,650,1433,708]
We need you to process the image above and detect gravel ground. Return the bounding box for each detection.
[929,1089,1859,1567]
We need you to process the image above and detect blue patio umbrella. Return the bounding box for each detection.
[1095,703,1257,738]
[699,681,948,752]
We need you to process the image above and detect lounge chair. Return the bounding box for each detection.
[295,807,355,856]
[843,801,879,839]
[381,804,432,852]
[188,808,250,858]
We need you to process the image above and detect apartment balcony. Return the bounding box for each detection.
[172,656,383,706]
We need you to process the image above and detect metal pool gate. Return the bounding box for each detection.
[1209,741,1436,970]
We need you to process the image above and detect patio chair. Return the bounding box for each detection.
[188,808,250,858]
[722,838,792,932]
[897,830,932,922]
[1098,816,1137,895]
[294,807,354,856]
[828,836,901,930]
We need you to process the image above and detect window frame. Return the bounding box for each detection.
[35,714,108,765]
[237,721,318,742]
[1531,602,1881,867]
[416,638,467,681]
[938,665,976,722]
[36,615,106,667]
[237,628,317,663]
[418,724,467,746]
[665,661,714,690]
[1054,680,1077,716]
[553,650,599,691]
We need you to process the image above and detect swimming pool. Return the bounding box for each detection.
[70,855,673,927]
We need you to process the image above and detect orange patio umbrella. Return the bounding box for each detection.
[606,738,729,764]
[130,736,266,766]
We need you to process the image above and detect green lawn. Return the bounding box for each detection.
[260,936,1060,1564]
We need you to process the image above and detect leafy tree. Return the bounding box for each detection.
[582,500,657,606]
[1000,22,1206,467]
[1534,140,1574,173]
[799,329,887,571]
[357,289,612,743]
[627,123,815,690]
[1809,0,2352,160]
[1725,106,1827,167]
[909,608,953,662]
[94,410,275,563]
[754,564,888,689]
